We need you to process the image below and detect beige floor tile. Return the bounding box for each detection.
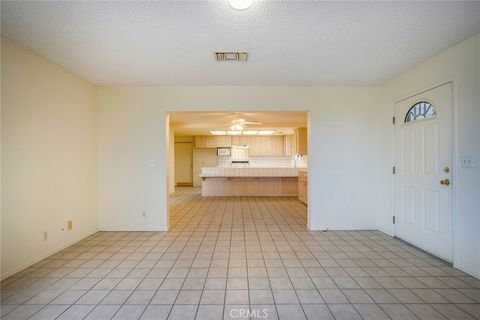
[405,304,447,320]
[2,188,480,320]
[328,304,363,320]
[354,304,390,320]
[432,304,475,320]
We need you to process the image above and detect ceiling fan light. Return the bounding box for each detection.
[230,124,244,131]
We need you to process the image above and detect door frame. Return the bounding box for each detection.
[392,79,458,266]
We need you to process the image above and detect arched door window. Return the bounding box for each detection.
[404,101,436,123]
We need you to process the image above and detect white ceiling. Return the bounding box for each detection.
[2,1,480,86]
[170,111,307,136]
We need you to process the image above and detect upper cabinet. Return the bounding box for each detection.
[194,133,307,155]
[194,136,217,148]
[215,136,232,147]
[194,136,206,148]
[294,127,308,155]
[231,136,249,145]
[284,135,294,156]
[271,136,285,156]
[249,136,284,156]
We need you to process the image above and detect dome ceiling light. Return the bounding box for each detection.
[228,0,253,10]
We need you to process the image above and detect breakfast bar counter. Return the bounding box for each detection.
[199,167,305,196]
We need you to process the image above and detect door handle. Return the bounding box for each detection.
[440,178,450,186]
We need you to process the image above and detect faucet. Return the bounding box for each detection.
[292,154,301,168]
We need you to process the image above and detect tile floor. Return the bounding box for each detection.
[1,187,480,319]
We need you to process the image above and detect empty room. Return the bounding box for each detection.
[1,1,480,320]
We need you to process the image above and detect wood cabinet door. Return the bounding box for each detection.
[284,135,294,156]
[205,136,217,148]
[249,136,287,156]
[194,136,206,148]
[232,136,249,145]
[248,136,262,156]
[303,180,308,204]
[298,178,304,202]
[271,136,285,156]
[297,127,308,155]
[215,136,232,147]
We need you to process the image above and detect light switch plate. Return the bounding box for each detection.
[147,160,156,168]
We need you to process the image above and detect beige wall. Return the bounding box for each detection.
[379,33,480,278]
[97,86,380,232]
[1,38,98,279]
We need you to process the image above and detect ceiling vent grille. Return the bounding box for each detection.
[215,52,248,62]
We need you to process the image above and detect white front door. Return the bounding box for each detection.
[394,83,453,261]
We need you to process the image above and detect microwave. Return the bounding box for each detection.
[217,147,231,156]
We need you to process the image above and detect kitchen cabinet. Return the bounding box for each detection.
[248,136,285,156]
[298,170,308,205]
[296,127,308,155]
[195,135,296,155]
[194,136,206,148]
[248,136,265,156]
[205,136,216,148]
[271,136,285,156]
[194,136,217,148]
[284,135,294,156]
[215,135,232,147]
[292,127,307,155]
[231,136,249,145]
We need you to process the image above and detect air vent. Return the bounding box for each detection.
[215,52,248,62]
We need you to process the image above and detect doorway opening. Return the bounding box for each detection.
[167,111,309,229]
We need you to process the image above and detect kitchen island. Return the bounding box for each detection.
[199,167,304,196]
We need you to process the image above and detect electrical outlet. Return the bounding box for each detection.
[461,155,474,168]
[142,211,146,218]
[67,220,73,230]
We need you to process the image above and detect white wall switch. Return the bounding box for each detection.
[147,160,156,168]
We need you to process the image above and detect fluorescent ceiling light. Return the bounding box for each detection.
[227,131,242,135]
[242,131,258,135]
[230,124,244,131]
[258,130,275,135]
[228,0,253,10]
[210,131,226,135]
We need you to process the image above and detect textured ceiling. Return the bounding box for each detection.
[170,111,307,136]
[2,1,480,85]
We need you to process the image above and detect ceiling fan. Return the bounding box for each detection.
[173,113,262,130]
[229,117,262,130]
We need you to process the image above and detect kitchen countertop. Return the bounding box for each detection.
[200,166,307,178]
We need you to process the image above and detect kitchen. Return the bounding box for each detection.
[170,112,308,204]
